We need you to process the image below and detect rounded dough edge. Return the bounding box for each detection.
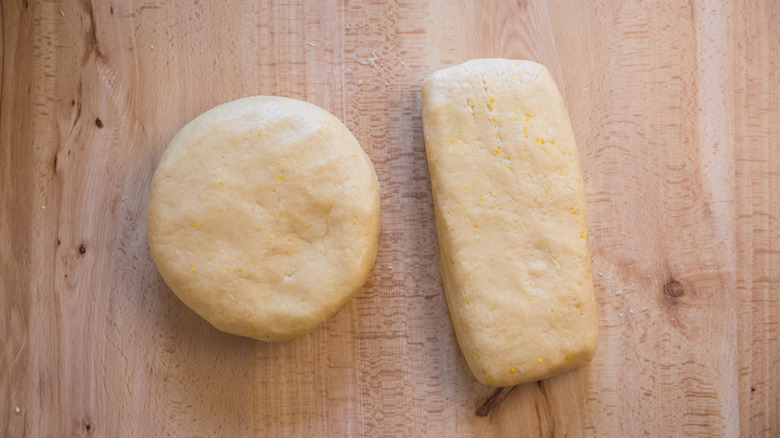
[147,96,380,342]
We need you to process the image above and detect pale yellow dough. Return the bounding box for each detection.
[148,96,380,342]
[421,59,598,386]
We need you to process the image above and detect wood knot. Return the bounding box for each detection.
[79,244,87,255]
[95,118,103,128]
[663,280,684,297]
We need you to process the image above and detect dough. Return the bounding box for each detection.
[148,96,380,342]
[421,59,598,386]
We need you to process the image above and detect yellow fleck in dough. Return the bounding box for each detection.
[148,96,380,342]
[421,59,598,387]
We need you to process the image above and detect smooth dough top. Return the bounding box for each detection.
[422,59,598,386]
[148,96,380,342]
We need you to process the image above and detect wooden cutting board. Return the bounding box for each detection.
[2,1,778,436]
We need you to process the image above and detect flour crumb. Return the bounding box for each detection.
[308,41,316,47]
[615,290,624,295]
[384,81,390,86]
[357,79,363,86]
[150,45,154,49]
[60,10,65,16]
[15,407,20,413]
[360,51,379,69]
[41,205,46,209]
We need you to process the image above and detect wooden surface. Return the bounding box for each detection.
[1,0,778,436]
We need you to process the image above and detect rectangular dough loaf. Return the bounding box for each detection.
[421,59,598,387]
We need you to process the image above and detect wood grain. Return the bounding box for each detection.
[1,0,777,436]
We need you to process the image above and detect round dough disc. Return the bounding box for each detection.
[148,96,380,341]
